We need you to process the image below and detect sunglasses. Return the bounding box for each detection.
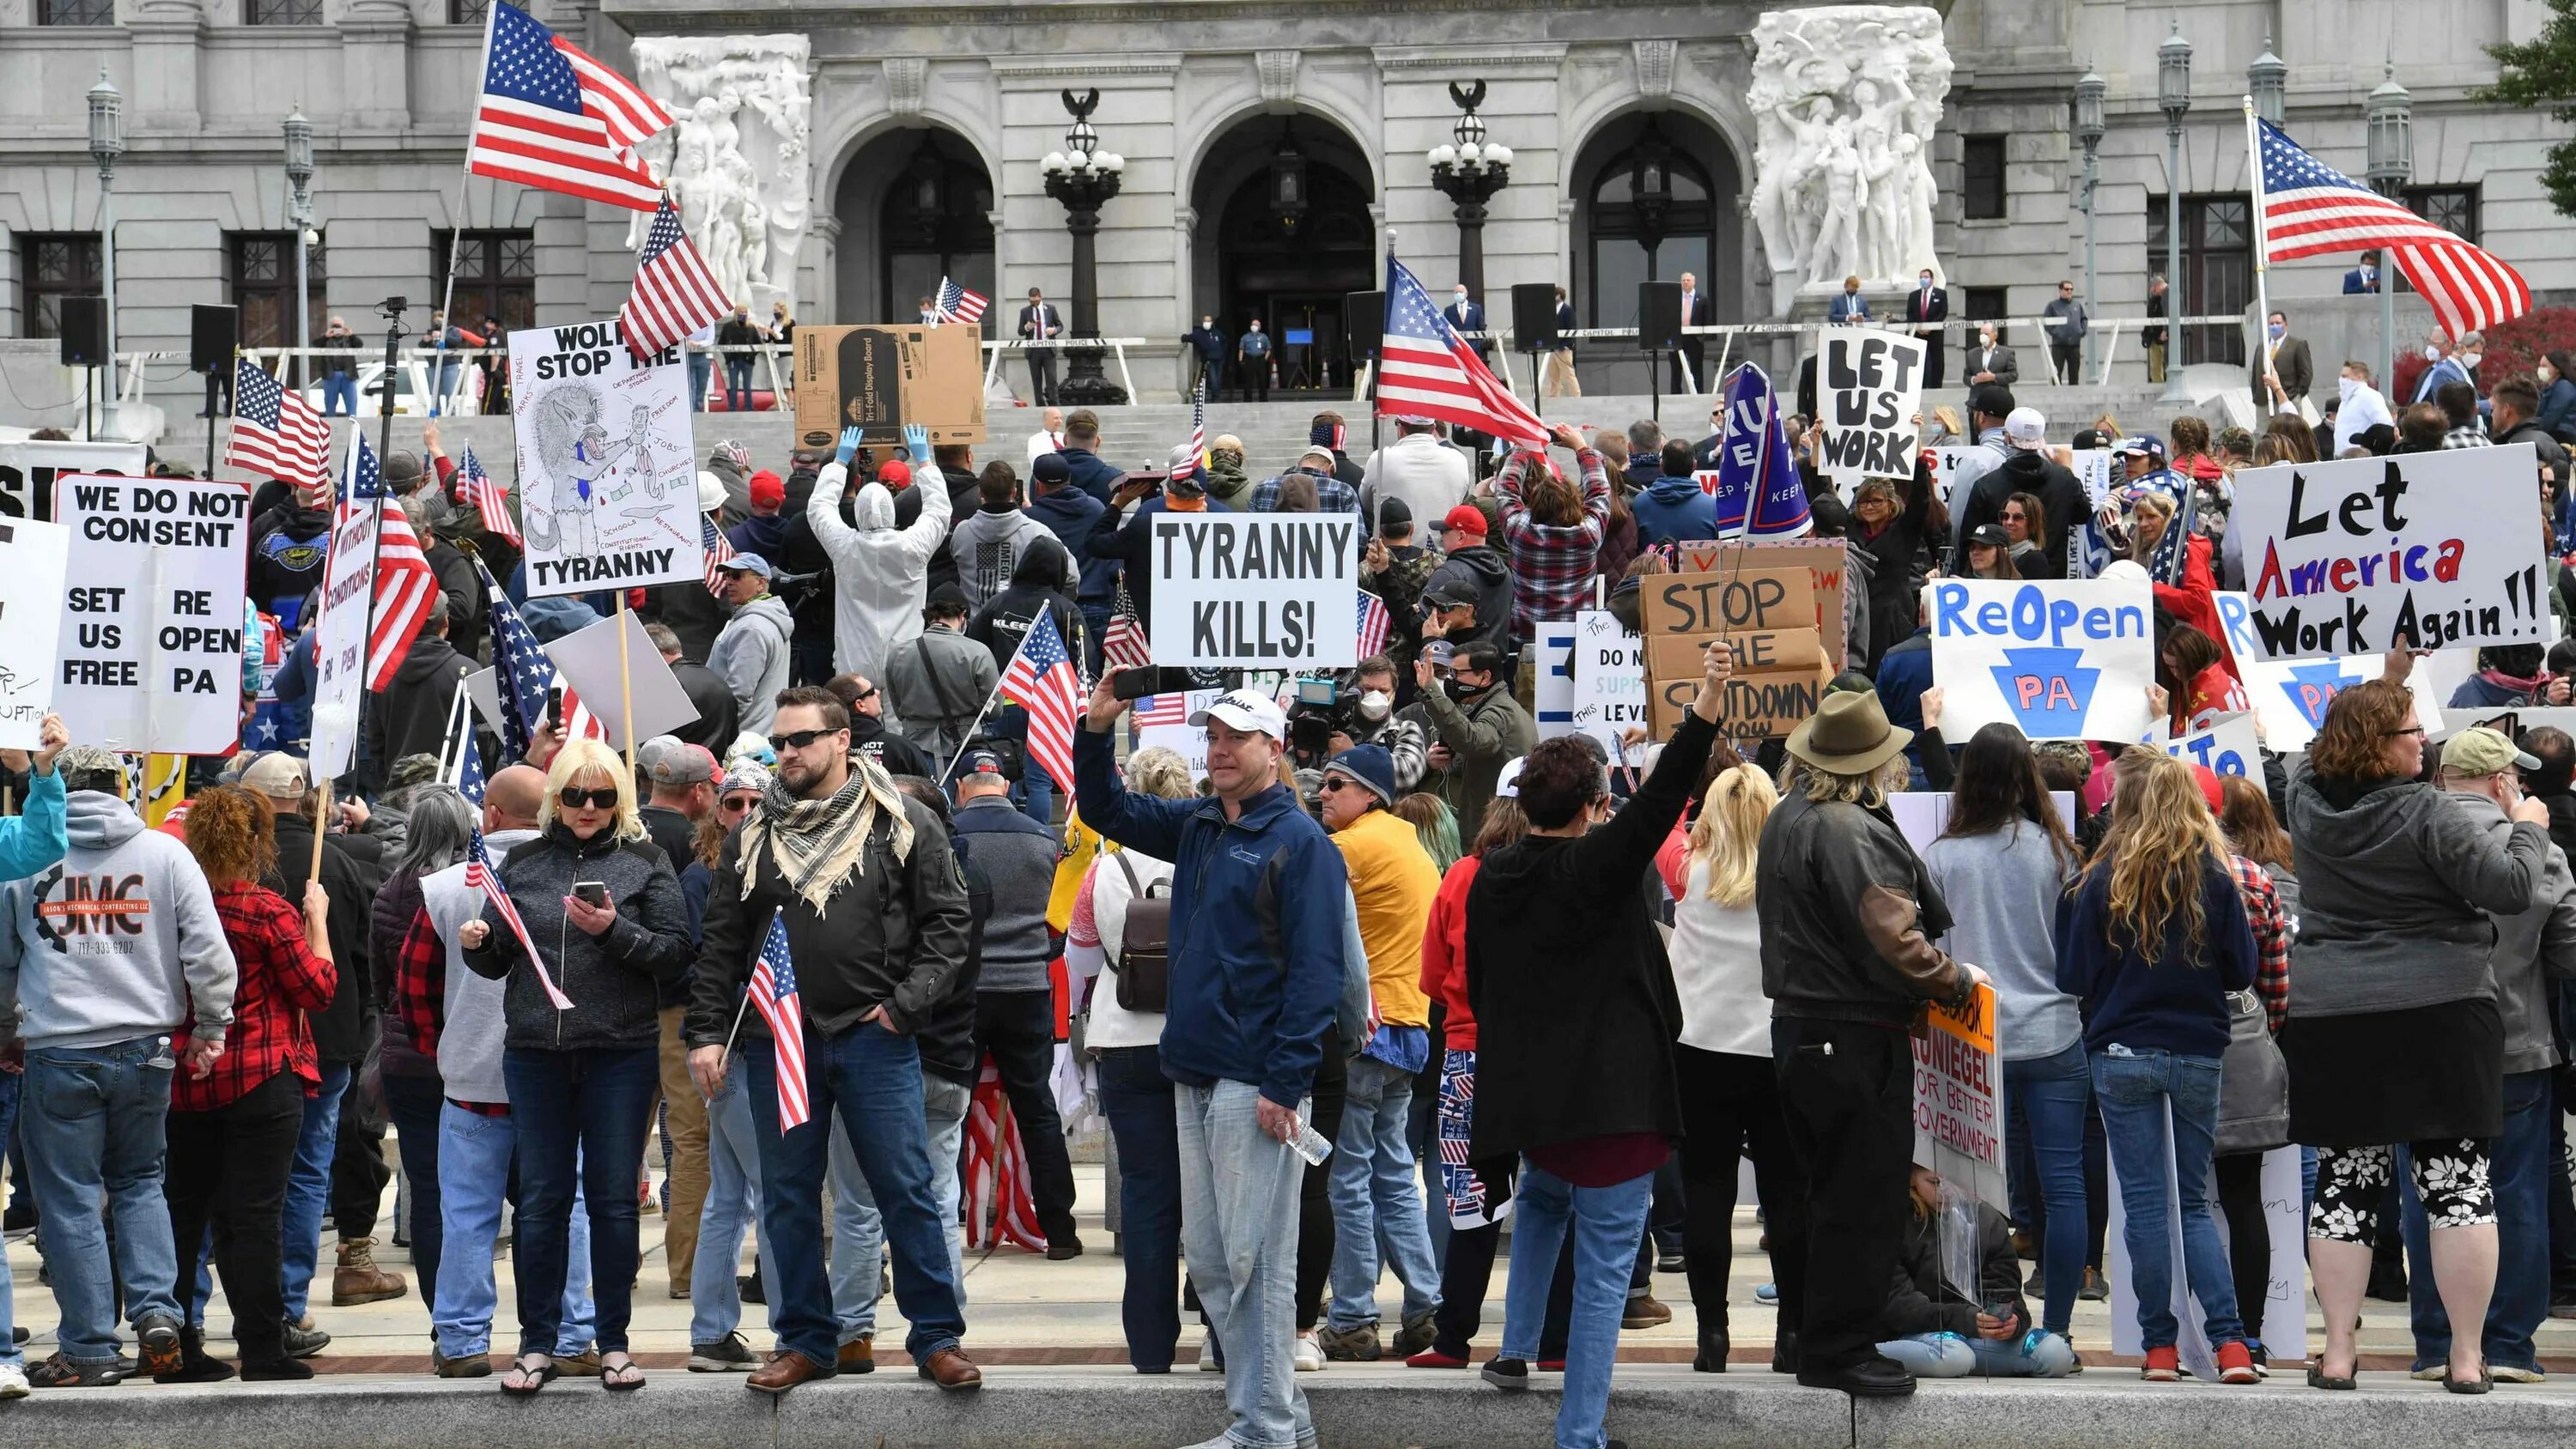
[557,787,618,809]
[720,795,755,813]
[1319,776,1358,793]
[775,727,845,751]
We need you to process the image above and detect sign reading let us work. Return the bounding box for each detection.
[1929,578,2154,742]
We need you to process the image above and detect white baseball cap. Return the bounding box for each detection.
[1496,756,1526,798]
[1189,688,1289,741]
[2003,407,2047,451]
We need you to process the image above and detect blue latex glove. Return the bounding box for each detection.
[835,425,864,467]
[903,423,932,464]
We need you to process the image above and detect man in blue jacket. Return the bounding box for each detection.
[1631,440,1716,547]
[1073,683,1346,1449]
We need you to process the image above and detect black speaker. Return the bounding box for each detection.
[1637,281,1683,350]
[191,303,240,373]
[1344,291,1385,362]
[1510,283,1559,352]
[57,296,108,367]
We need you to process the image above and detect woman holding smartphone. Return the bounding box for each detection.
[461,737,693,1395]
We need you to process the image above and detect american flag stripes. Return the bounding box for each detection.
[1133,694,1188,729]
[934,277,989,326]
[1357,589,1391,659]
[1101,587,1152,675]
[749,912,811,1131]
[481,560,604,760]
[1170,392,1206,482]
[999,612,1084,791]
[2252,116,2530,338]
[465,1,665,212]
[459,445,522,546]
[338,433,440,691]
[456,730,574,1009]
[226,358,332,492]
[701,513,738,596]
[620,196,735,362]
[1375,255,1550,450]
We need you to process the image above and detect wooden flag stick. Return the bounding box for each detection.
[617,594,638,781]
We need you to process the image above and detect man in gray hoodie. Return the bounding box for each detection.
[0,743,234,1385]
[708,554,795,735]
[947,464,1070,614]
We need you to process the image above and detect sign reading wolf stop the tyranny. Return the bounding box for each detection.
[509,319,703,599]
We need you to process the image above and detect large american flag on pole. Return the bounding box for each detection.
[2253,116,2530,338]
[621,195,734,362]
[1170,391,1206,483]
[339,434,440,690]
[226,357,332,492]
[466,1,666,212]
[999,611,1083,791]
[459,444,521,546]
[749,911,811,1131]
[1376,255,1549,450]
[934,277,989,326]
[455,731,574,1009]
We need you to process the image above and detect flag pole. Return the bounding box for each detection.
[937,658,1020,785]
[617,594,638,782]
[2245,98,2276,416]
[431,1,497,421]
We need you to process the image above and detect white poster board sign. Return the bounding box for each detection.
[1929,446,1978,510]
[1134,688,1221,783]
[2147,710,2261,779]
[2063,447,2117,506]
[543,609,701,750]
[0,518,72,748]
[2214,591,2448,751]
[53,475,252,754]
[508,319,702,598]
[1534,618,1577,739]
[0,439,148,519]
[1148,513,1365,669]
[1890,791,2078,853]
[2107,1133,2307,1377]
[1569,609,1648,763]
[2232,445,2553,660]
[1814,330,1928,488]
[306,459,380,779]
[1928,579,2155,741]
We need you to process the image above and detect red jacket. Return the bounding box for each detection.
[1419,856,1480,1052]
[2153,534,2236,683]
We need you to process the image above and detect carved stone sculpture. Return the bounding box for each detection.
[1749,5,1951,313]
[628,35,812,312]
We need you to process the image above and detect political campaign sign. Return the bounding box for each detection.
[52,474,252,754]
[1814,330,1927,489]
[0,518,71,749]
[2148,710,2260,778]
[2233,445,2552,661]
[1149,514,1365,669]
[2213,591,2448,751]
[1914,983,2007,1220]
[510,319,703,598]
[1929,578,2155,742]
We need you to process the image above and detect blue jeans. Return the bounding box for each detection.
[688,352,712,412]
[501,1046,659,1355]
[321,373,356,416]
[0,1072,19,1367]
[1097,1045,1183,1370]
[829,1072,970,1343]
[2401,1068,2550,1372]
[1327,1054,1441,1329]
[21,1037,182,1365]
[432,1101,596,1360]
[2092,1045,2244,1350]
[383,1074,444,1315]
[278,1060,351,1321]
[1501,1161,1654,1449]
[2003,1039,2091,1333]
[1877,1329,2078,1378]
[690,1059,783,1349]
[993,706,1054,826]
[1178,1080,1309,1448]
[747,1025,965,1367]
[431,359,463,415]
[725,357,755,414]
[1078,601,1113,680]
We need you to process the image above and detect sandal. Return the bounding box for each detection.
[600,1352,646,1391]
[499,1353,557,1397]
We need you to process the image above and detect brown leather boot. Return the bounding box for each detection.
[331,1236,410,1307]
[836,1336,875,1374]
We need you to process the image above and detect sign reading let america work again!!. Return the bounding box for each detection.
[1149,514,1365,669]
[1929,578,2155,741]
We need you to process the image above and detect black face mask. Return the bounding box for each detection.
[1444,676,1480,702]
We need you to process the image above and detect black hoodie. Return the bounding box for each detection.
[966,537,1082,675]
[365,633,472,791]
[1955,448,2087,579]
[251,500,334,626]
[1420,543,1513,652]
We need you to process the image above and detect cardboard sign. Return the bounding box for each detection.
[0,439,148,520]
[1928,578,2155,742]
[52,475,252,754]
[1148,514,1365,669]
[2148,710,2260,778]
[509,319,703,598]
[1814,330,1928,488]
[1637,567,1831,737]
[2233,446,2553,660]
[1674,538,1851,668]
[1570,610,1648,761]
[1534,618,1577,737]
[791,324,986,451]
[0,518,72,748]
[1912,982,2007,1217]
[543,609,702,751]
[2214,591,2448,751]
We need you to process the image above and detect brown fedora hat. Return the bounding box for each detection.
[1785,690,1913,777]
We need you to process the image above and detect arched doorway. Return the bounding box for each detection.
[1568,112,1744,394]
[831,127,994,326]
[1188,115,1376,397]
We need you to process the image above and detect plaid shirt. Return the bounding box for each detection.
[173,883,334,1114]
[1249,469,1358,513]
[1495,446,1610,640]
[2443,422,2491,450]
[393,905,513,1117]
[2228,854,2290,1031]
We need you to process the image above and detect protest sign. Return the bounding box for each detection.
[1675,538,1851,668]
[51,475,252,754]
[2233,445,2552,661]
[306,465,381,779]
[1148,514,1365,669]
[0,518,71,749]
[1928,578,2155,741]
[2108,1133,2307,1378]
[2063,446,2117,506]
[509,319,702,599]
[1533,619,1577,738]
[1135,688,1221,781]
[790,324,986,452]
[2448,704,2576,738]
[1637,567,1828,737]
[2213,591,2447,751]
[1891,791,2077,852]
[1570,610,1649,761]
[0,439,147,520]
[1929,446,1979,509]
[1814,330,1927,489]
[2147,710,2260,778]
[544,609,701,750]
[1913,982,2007,1218]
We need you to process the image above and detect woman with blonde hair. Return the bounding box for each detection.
[1390,792,1462,873]
[2053,748,2259,1384]
[460,736,694,1394]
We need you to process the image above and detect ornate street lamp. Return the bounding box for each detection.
[1040,88,1127,405]
[88,68,124,435]
[2075,70,2105,380]
[284,108,317,391]
[1630,122,1675,276]
[1426,80,1511,300]
[1269,122,1309,235]
[2247,35,2287,128]
[2157,23,2192,403]
[2365,63,2413,396]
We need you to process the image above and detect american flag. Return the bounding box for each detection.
[749,911,810,1131]
[480,559,602,761]
[1101,586,1151,674]
[465,0,665,213]
[226,357,332,493]
[339,433,440,691]
[1375,255,1549,450]
[934,277,988,326]
[459,444,522,546]
[1134,694,1188,729]
[621,195,734,363]
[999,612,1083,791]
[701,513,737,596]
[2254,116,2530,338]
[1170,392,1206,482]
[1357,589,1391,659]
[456,727,574,1009]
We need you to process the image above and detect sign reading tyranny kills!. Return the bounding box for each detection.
[1929,578,2155,741]
[1149,514,1364,669]
[1814,330,1927,490]
[509,319,704,599]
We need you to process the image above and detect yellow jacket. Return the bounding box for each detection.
[1331,809,1439,1027]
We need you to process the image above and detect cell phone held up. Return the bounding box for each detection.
[573,881,610,910]
[1112,665,1194,701]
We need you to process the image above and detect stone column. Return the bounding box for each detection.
[340,0,417,135]
[129,0,206,134]
[807,216,841,329]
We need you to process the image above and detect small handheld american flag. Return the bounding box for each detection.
[1170,393,1207,482]
[225,358,332,493]
[701,514,738,597]
[1101,585,1152,675]
[622,195,735,363]
[1357,590,1391,660]
[748,912,811,1131]
[999,612,1084,791]
[934,277,989,327]
[456,733,574,1010]
[480,559,603,759]
[459,444,522,546]
[1133,694,1189,729]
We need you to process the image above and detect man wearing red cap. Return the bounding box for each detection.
[726,470,790,568]
[1419,506,1512,656]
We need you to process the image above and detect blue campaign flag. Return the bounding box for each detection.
[1705,363,1811,540]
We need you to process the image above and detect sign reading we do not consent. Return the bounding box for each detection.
[1150,514,1366,670]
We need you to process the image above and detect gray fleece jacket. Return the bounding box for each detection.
[0,791,235,1052]
[708,592,794,735]
[2285,763,2549,1019]
[419,826,536,1104]
[949,506,1071,612]
[2446,790,2576,1074]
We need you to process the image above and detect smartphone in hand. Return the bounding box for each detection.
[574,881,610,909]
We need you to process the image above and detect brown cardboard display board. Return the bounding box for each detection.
[792,324,987,451]
[1641,556,1845,738]
[1650,660,1835,739]
[1675,539,1850,666]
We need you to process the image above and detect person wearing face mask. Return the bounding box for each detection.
[1182,316,1228,403]
[2413,331,2479,404]
[1328,657,1428,790]
[1965,324,2018,388]
[1413,640,1534,839]
[2332,360,2397,456]
[2256,311,2312,413]
[1443,285,1490,362]
[1829,275,1871,326]
[2533,351,2576,444]
[2343,251,2381,294]
[1905,270,1947,390]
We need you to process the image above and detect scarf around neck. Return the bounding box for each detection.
[738,753,913,916]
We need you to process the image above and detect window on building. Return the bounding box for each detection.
[2404,186,2479,244]
[1960,287,2008,327]
[1583,120,1717,330]
[2146,194,2251,367]
[16,234,101,340]
[447,0,489,23]
[228,232,329,383]
[432,230,539,336]
[1962,136,2008,221]
[37,0,115,24]
[246,0,324,21]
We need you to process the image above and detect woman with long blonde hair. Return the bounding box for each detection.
[2053,748,2259,1384]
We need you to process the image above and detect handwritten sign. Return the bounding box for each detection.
[1913,982,2007,1216]
[1674,538,1851,670]
[0,518,71,748]
[2233,446,2552,660]
[1150,515,1364,669]
[2214,591,2448,751]
[1929,578,2154,741]
[1814,330,1927,488]
[2147,710,2259,778]
[1570,610,1648,761]
[509,319,702,598]
[1135,688,1221,781]
[306,455,380,779]
[1638,568,1828,738]
[52,474,251,754]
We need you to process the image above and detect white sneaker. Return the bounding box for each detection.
[0,1362,26,1400]
[2492,1364,2547,1384]
[2409,1365,2446,1381]
[1198,1337,1223,1373]
[1294,1332,1324,1372]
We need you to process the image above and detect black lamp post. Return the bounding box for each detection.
[1629,121,1674,278]
[1269,121,1309,236]
[2157,22,2192,402]
[1426,80,1512,300]
[1040,88,1127,405]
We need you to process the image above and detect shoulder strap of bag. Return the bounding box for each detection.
[914,636,975,721]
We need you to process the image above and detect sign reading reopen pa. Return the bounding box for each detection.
[1929,578,2155,742]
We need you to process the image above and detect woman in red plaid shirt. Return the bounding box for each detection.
[163,786,336,1384]
[1491,424,1611,646]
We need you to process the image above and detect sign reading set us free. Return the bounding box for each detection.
[1149,514,1365,669]
[1928,578,2154,742]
